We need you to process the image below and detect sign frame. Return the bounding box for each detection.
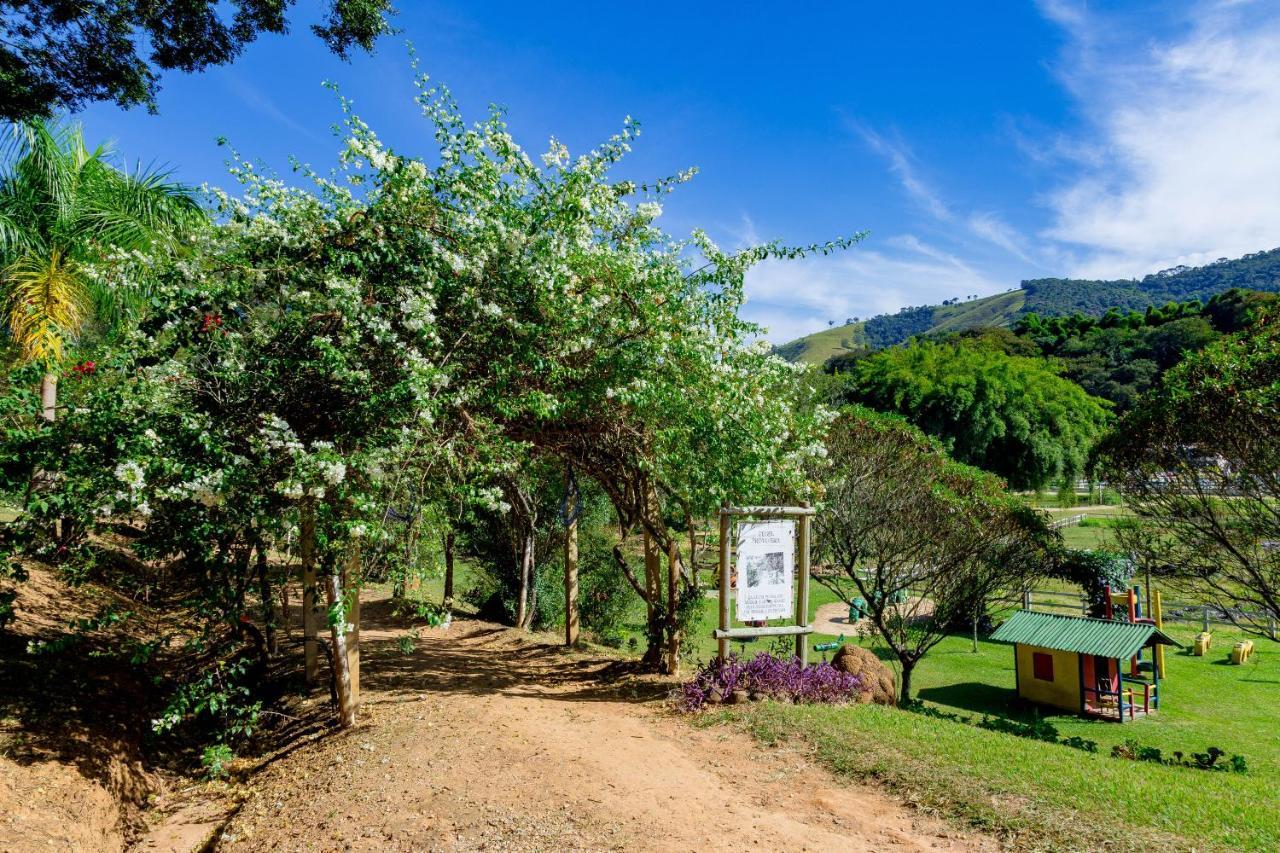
[715,504,814,666]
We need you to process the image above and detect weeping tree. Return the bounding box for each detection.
[0,119,201,420]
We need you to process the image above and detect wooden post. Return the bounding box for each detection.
[717,508,730,664]
[1202,606,1210,633]
[301,499,318,687]
[346,546,361,710]
[1022,588,1032,611]
[795,501,811,666]
[1153,589,1165,679]
[564,485,579,647]
[666,537,680,675]
[325,572,356,727]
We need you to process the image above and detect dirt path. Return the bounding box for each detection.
[811,599,935,638]
[221,604,987,852]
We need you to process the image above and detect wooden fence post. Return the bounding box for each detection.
[717,508,730,664]
[301,498,318,687]
[795,501,811,666]
[346,545,361,710]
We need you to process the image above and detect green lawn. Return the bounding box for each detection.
[403,541,1277,849]
[709,620,1279,851]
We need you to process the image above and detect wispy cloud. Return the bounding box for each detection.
[1037,0,1280,277]
[852,123,952,222]
[222,73,325,143]
[743,236,1005,343]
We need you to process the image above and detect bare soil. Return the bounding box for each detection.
[221,598,990,852]
[811,599,936,638]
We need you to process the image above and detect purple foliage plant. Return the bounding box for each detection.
[678,652,863,712]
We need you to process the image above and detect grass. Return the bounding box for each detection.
[389,527,1277,848]
[712,620,1279,851]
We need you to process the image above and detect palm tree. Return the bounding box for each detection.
[0,119,201,420]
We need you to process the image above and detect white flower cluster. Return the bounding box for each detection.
[317,459,347,486]
[476,486,511,515]
[114,460,146,490]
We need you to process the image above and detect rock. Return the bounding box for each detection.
[830,645,897,706]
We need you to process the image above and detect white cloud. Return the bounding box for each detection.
[851,123,953,222]
[222,72,324,142]
[1039,1,1280,277]
[744,237,1006,342]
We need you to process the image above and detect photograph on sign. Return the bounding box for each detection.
[735,520,795,622]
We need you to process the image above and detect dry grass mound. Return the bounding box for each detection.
[830,645,896,706]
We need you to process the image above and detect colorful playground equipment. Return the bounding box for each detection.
[848,589,907,621]
[1232,640,1255,664]
[990,593,1181,722]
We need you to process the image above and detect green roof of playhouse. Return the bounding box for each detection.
[990,610,1181,659]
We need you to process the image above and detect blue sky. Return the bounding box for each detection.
[81,1,1280,342]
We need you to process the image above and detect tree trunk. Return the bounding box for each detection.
[40,372,56,423]
[344,546,361,711]
[899,659,915,705]
[642,531,664,667]
[526,545,539,630]
[256,541,277,656]
[325,572,356,728]
[443,530,456,608]
[564,504,579,647]
[507,481,536,629]
[665,537,681,676]
[971,607,979,653]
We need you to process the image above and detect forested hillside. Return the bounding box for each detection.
[779,247,1280,363]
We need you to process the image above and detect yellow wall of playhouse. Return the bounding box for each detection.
[1015,644,1081,711]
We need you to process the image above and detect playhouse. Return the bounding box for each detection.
[990,609,1180,721]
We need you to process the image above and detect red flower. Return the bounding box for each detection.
[70,360,96,377]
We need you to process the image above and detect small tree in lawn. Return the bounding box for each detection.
[815,407,1054,702]
[1099,318,1280,640]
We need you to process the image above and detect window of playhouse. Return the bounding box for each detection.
[1032,652,1054,681]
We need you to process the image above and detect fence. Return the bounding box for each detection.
[1016,586,1279,638]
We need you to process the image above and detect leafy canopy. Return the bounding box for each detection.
[1098,316,1280,638]
[0,0,397,121]
[827,339,1111,490]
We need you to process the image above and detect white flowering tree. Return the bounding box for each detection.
[0,72,860,731]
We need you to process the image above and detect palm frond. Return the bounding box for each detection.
[3,249,90,365]
[80,156,203,248]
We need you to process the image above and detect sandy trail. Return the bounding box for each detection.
[221,603,987,852]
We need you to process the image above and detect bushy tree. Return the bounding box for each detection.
[814,407,1055,701]
[1099,317,1280,640]
[829,339,1111,489]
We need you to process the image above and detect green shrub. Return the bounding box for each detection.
[201,743,235,779]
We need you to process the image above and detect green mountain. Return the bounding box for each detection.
[777,247,1280,365]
